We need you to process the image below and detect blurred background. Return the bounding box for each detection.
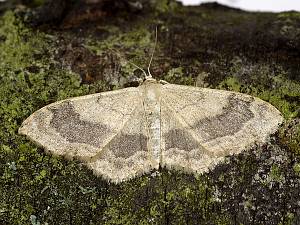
[180,0,300,12]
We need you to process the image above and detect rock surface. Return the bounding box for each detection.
[0,0,299,224]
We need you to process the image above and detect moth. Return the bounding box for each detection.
[19,31,283,183]
[19,74,283,183]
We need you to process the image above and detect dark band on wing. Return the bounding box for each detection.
[194,94,254,141]
[49,101,110,147]
[164,128,199,152]
[106,132,148,159]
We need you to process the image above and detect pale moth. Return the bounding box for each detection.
[19,31,283,183]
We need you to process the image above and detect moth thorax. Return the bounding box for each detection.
[143,84,161,167]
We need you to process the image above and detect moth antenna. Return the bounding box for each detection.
[109,48,148,78]
[147,26,158,79]
[128,61,148,78]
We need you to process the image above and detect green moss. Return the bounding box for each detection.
[87,27,152,54]
[269,165,284,182]
[1,4,300,224]
[280,121,300,154]
[151,0,179,13]
[218,76,300,119]
[85,27,154,77]
[0,11,108,224]
[277,11,300,20]
[293,163,300,175]
[165,67,194,85]
[278,212,295,225]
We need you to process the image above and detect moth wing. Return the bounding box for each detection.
[85,94,156,183]
[160,83,283,173]
[19,87,154,183]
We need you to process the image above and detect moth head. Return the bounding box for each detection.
[142,76,158,85]
[127,27,158,83]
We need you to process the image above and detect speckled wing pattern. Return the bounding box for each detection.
[19,80,283,183]
[160,84,283,173]
[19,87,156,183]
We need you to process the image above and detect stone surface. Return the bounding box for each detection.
[0,1,299,224]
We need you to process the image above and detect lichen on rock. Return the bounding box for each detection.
[0,1,300,224]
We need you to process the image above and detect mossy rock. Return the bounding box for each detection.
[0,1,300,224]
